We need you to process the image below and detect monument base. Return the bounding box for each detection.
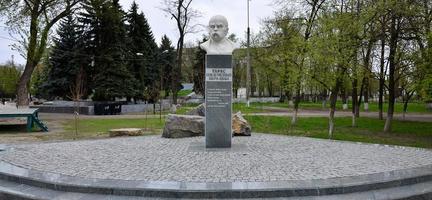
[205,55,232,148]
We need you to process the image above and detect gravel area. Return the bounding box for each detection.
[0,134,431,183]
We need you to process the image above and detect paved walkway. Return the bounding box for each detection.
[1,134,431,182]
[248,108,432,122]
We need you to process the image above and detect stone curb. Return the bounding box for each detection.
[0,161,431,198]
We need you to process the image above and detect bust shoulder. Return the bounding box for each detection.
[200,39,235,55]
[200,41,210,51]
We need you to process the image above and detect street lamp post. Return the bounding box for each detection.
[246,0,251,107]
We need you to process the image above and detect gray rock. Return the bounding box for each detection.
[186,103,205,116]
[162,114,204,138]
[232,112,251,136]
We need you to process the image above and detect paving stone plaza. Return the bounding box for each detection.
[1,134,431,183]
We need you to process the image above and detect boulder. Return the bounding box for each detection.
[162,114,204,138]
[186,103,205,116]
[109,128,144,137]
[232,112,251,136]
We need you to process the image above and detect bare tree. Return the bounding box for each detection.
[0,0,80,107]
[161,0,200,104]
[68,66,86,140]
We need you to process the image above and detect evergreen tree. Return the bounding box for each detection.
[126,1,158,102]
[40,15,89,100]
[159,35,176,98]
[92,0,135,101]
[79,0,107,80]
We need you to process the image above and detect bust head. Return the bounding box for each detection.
[208,15,229,42]
[200,15,235,54]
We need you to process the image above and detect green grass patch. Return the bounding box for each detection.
[59,113,432,148]
[245,115,432,148]
[175,103,201,115]
[177,90,193,97]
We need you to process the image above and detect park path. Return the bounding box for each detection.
[246,107,432,122]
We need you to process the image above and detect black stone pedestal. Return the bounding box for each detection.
[205,55,232,148]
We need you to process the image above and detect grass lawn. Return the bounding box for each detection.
[245,115,432,148]
[55,115,432,149]
[175,103,200,114]
[178,89,193,97]
[264,101,431,113]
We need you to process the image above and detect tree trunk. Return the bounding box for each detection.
[351,77,358,121]
[352,112,356,127]
[384,111,393,133]
[356,77,365,118]
[291,81,301,125]
[341,86,348,110]
[267,74,273,97]
[384,16,399,133]
[256,71,261,97]
[17,4,40,107]
[402,91,414,120]
[321,90,327,108]
[329,75,343,139]
[378,19,386,120]
[329,109,335,138]
[292,87,301,125]
[364,88,369,112]
[292,109,298,125]
[172,36,184,105]
[363,37,374,113]
[351,76,358,128]
[16,68,32,107]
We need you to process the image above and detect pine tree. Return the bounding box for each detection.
[125,1,144,101]
[40,15,89,100]
[126,1,158,102]
[91,0,135,101]
[159,35,176,98]
[79,0,108,100]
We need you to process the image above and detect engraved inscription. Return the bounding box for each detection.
[207,88,230,108]
[206,68,232,82]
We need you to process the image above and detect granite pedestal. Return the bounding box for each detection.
[205,55,232,148]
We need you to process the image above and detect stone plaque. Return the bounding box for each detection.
[205,55,232,148]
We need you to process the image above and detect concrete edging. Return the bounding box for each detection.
[0,161,431,198]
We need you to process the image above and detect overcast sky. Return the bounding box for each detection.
[0,0,276,65]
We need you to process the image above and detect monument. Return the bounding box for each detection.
[200,15,235,148]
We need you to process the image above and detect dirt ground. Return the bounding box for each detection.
[0,112,164,144]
